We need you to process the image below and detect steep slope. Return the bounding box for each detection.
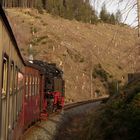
[6,8,139,102]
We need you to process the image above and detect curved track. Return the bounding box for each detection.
[64,96,109,110]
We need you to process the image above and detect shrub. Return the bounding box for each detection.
[107,80,120,96]
[79,57,84,63]
[30,27,37,34]
[93,64,109,81]
[81,80,140,140]
[118,65,122,70]
[20,48,24,51]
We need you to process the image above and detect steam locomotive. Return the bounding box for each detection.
[0,5,64,140]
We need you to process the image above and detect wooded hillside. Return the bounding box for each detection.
[0,0,121,25]
[7,8,138,102]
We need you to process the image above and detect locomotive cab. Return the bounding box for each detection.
[44,76,64,113]
[32,60,64,115]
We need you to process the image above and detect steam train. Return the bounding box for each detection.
[0,5,64,140]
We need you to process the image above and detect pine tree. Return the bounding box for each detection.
[115,10,122,24]
[36,0,43,13]
[100,4,110,23]
[42,0,47,9]
[109,13,116,24]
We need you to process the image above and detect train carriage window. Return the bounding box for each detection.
[9,62,14,130]
[29,76,32,96]
[14,68,18,120]
[37,77,39,95]
[10,63,14,95]
[34,77,36,95]
[35,77,37,95]
[62,80,65,97]
[14,68,18,91]
[18,72,23,90]
[32,76,34,96]
[36,77,38,95]
[34,76,36,96]
[18,72,23,113]
[2,57,8,97]
[34,76,35,96]
[25,75,29,98]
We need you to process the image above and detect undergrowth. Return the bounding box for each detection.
[80,80,140,140]
[93,64,121,96]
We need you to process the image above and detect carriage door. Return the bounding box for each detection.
[1,57,8,140]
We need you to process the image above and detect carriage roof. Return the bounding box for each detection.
[0,4,25,64]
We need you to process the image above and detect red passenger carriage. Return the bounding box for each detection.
[23,63,40,129]
[0,5,64,140]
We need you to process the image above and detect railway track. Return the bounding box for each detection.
[64,96,109,110]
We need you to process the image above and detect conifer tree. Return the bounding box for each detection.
[36,0,43,13]
[100,4,110,23]
[109,13,116,24]
[115,10,122,24]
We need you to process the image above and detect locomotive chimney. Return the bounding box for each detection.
[28,44,34,63]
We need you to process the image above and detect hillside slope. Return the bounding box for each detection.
[6,8,140,102]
